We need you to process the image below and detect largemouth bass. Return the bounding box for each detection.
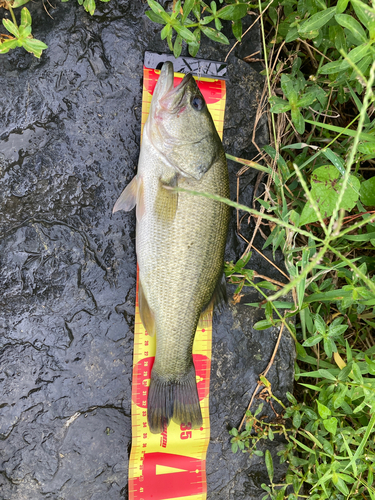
[113,62,230,434]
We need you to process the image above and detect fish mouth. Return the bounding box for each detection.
[159,71,193,112]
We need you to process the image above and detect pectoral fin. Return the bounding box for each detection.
[139,280,155,336]
[136,178,145,222]
[154,176,178,222]
[113,176,138,213]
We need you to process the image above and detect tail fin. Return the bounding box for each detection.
[147,364,203,434]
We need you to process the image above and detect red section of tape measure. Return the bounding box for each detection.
[143,67,226,104]
[130,453,206,500]
[132,354,211,408]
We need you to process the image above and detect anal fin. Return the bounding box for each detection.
[199,272,227,327]
[139,280,155,336]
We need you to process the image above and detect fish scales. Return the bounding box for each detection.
[113,62,230,433]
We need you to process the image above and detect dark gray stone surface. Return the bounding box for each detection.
[0,2,294,498]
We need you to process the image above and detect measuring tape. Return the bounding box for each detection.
[128,59,227,500]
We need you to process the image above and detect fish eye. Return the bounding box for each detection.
[191,95,204,111]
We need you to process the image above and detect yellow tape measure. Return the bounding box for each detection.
[128,65,227,500]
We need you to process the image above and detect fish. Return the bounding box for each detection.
[113,61,230,434]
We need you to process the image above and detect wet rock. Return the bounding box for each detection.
[0,2,294,498]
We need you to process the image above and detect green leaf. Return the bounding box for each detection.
[328,324,348,337]
[324,337,335,358]
[0,38,18,53]
[322,147,345,176]
[232,19,242,41]
[352,54,372,80]
[303,335,323,347]
[253,320,273,330]
[3,19,20,38]
[336,0,349,13]
[161,23,172,40]
[296,341,307,358]
[265,450,274,482]
[323,417,337,434]
[333,474,349,496]
[352,362,364,383]
[83,0,96,15]
[360,177,375,206]
[188,27,200,57]
[346,412,375,472]
[20,7,32,27]
[304,119,375,141]
[333,385,348,408]
[317,369,336,381]
[12,0,30,7]
[317,400,331,419]
[201,26,229,44]
[280,74,295,100]
[297,93,317,107]
[173,23,196,43]
[286,391,297,404]
[335,13,368,43]
[341,43,370,70]
[269,96,291,113]
[320,60,345,74]
[291,108,305,134]
[18,25,32,38]
[173,33,182,57]
[333,25,347,52]
[344,230,375,241]
[285,26,299,43]
[171,0,181,20]
[217,3,248,20]
[298,7,336,33]
[314,314,326,334]
[254,402,264,417]
[299,165,361,226]
[22,37,48,57]
[200,15,214,25]
[145,10,166,24]
[214,16,223,31]
[147,0,171,23]
[293,410,302,428]
[182,0,195,22]
[351,0,375,30]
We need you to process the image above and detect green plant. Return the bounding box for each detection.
[0,4,47,57]
[166,0,375,494]
[146,0,251,57]
[225,254,375,499]
[0,0,111,57]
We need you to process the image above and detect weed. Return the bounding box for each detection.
[0,0,110,57]
[148,0,375,497]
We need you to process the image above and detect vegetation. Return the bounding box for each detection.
[0,0,108,57]
[148,0,375,498]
